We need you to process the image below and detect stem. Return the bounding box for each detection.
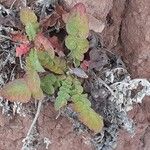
[10,0,17,9]
[26,100,43,137]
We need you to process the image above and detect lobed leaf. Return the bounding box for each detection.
[41,74,57,95]
[54,76,72,110]
[65,35,77,50]
[65,3,89,64]
[74,103,104,133]
[70,78,103,133]
[35,33,55,59]
[66,3,89,38]
[16,43,30,57]
[0,79,31,103]
[25,69,44,100]
[54,93,69,110]
[20,8,39,41]
[25,23,39,41]
[65,35,89,61]
[37,51,66,74]
[20,8,37,25]
[26,49,45,72]
[70,79,83,95]
[72,94,91,107]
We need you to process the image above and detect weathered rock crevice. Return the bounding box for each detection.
[120,0,150,79]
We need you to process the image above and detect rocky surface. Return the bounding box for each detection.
[121,0,150,78]
[116,97,150,150]
[101,0,126,49]
[0,103,93,150]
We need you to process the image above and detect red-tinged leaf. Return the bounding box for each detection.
[11,33,29,44]
[49,36,65,56]
[72,3,87,15]
[80,60,90,71]
[16,43,30,57]
[26,49,45,72]
[55,5,67,28]
[25,69,44,100]
[66,3,89,38]
[0,79,31,103]
[62,13,69,23]
[35,33,55,59]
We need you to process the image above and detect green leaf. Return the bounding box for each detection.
[54,93,69,110]
[0,79,31,103]
[65,35,77,50]
[41,74,57,95]
[70,78,84,96]
[25,22,39,41]
[37,51,66,74]
[53,76,104,133]
[25,69,44,100]
[72,94,91,107]
[32,88,44,100]
[65,34,89,61]
[20,8,39,41]
[20,8,37,25]
[54,76,72,110]
[66,35,89,50]
[73,59,81,67]
[65,3,89,64]
[70,85,83,95]
[74,103,104,133]
[70,77,103,133]
[41,84,54,95]
[26,49,45,72]
[66,3,89,38]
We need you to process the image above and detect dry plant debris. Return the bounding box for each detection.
[0,1,150,150]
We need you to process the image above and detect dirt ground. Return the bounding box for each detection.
[0,0,150,150]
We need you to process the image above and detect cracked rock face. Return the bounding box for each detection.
[121,0,150,78]
[101,0,126,49]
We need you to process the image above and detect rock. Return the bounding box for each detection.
[121,0,150,78]
[88,14,105,33]
[38,103,93,150]
[101,0,126,49]
[0,103,93,150]
[116,98,150,150]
